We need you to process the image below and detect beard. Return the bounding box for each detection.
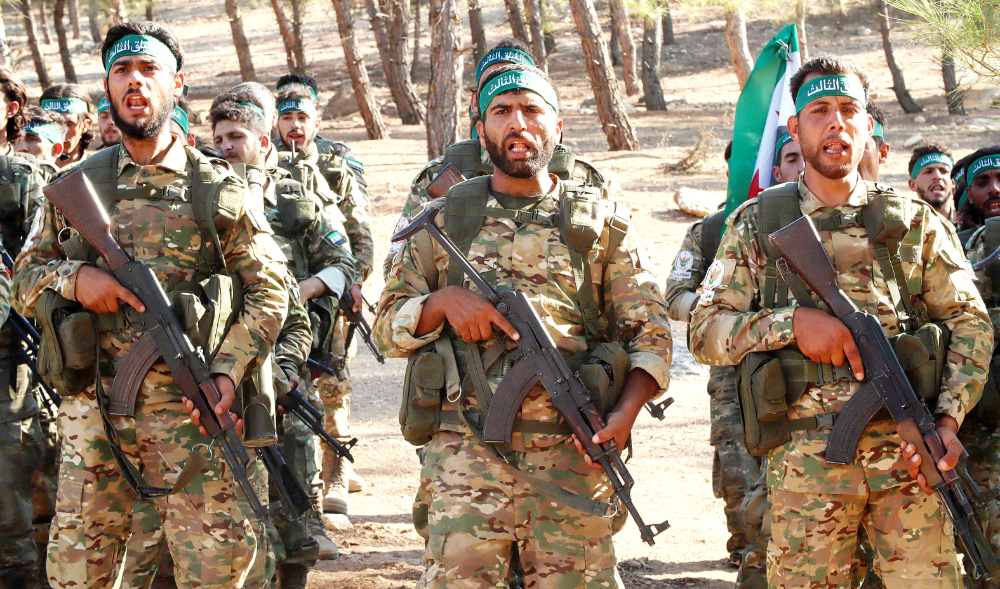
[916,184,949,208]
[483,129,556,179]
[109,91,173,141]
[801,138,857,181]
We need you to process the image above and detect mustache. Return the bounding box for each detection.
[504,131,537,148]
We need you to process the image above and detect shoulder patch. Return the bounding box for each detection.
[325,228,348,248]
[346,157,364,174]
[671,250,695,280]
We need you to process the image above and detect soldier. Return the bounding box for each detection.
[909,143,956,223]
[96,97,121,147]
[956,146,1000,589]
[665,141,761,568]
[858,101,888,182]
[272,83,373,515]
[38,84,94,169]
[690,56,991,588]
[16,107,66,173]
[170,95,197,147]
[13,20,289,589]
[771,131,804,185]
[0,68,28,155]
[374,63,672,588]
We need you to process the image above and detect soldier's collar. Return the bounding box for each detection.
[118,135,188,176]
[798,174,868,215]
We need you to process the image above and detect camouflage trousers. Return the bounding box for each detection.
[416,431,623,589]
[32,400,61,587]
[958,421,1000,589]
[767,485,959,588]
[47,380,261,589]
[271,412,320,568]
[707,366,761,560]
[0,410,43,575]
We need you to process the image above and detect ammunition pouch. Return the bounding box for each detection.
[167,273,243,363]
[307,295,340,362]
[399,347,444,446]
[276,179,316,235]
[36,290,97,395]
[737,324,950,456]
[578,342,630,419]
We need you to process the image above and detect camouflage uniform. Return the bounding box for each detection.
[663,216,761,564]
[960,226,1000,589]
[13,139,289,589]
[374,182,673,588]
[689,179,992,588]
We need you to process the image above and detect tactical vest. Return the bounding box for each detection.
[968,218,1000,425]
[439,139,607,190]
[698,208,727,267]
[737,182,949,456]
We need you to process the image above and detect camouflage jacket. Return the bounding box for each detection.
[261,166,356,298]
[664,219,707,323]
[965,226,1000,342]
[689,178,992,494]
[374,178,673,450]
[0,152,48,258]
[276,137,373,283]
[13,138,289,390]
[274,268,312,377]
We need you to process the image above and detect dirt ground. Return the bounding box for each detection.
[9,0,1000,586]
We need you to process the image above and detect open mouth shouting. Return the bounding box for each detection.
[123,91,150,117]
[505,134,537,160]
[986,198,1000,217]
[821,137,851,160]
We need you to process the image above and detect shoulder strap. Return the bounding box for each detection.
[188,148,233,274]
[756,183,803,308]
[862,184,919,328]
[559,182,609,341]
[442,139,492,179]
[80,145,122,213]
[700,208,727,264]
[443,176,492,287]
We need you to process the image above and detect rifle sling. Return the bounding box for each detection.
[108,332,160,417]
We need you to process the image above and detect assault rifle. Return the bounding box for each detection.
[307,290,384,378]
[43,168,269,521]
[255,444,312,519]
[1,250,62,412]
[770,215,1000,580]
[276,386,357,462]
[392,207,670,545]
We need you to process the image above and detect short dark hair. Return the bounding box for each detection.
[42,83,95,156]
[790,55,870,106]
[477,63,556,120]
[491,37,535,61]
[0,67,27,144]
[231,82,276,122]
[865,101,887,148]
[724,140,733,163]
[276,74,317,94]
[956,145,1000,230]
[908,142,952,176]
[24,106,68,143]
[210,97,268,138]
[102,21,184,73]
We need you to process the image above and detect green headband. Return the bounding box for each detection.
[171,106,189,136]
[967,154,1000,186]
[475,48,536,84]
[41,98,88,114]
[239,102,265,118]
[104,34,178,74]
[25,122,63,146]
[479,70,558,117]
[795,75,866,113]
[872,120,884,140]
[278,83,317,100]
[774,132,793,162]
[910,152,952,179]
[97,98,110,114]
[278,99,318,118]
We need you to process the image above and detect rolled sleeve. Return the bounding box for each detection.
[391,294,444,350]
[629,351,671,392]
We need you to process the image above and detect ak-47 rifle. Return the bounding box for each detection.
[308,290,385,378]
[1,250,61,412]
[770,215,1000,580]
[42,168,269,521]
[255,444,312,519]
[392,207,670,545]
[276,386,357,462]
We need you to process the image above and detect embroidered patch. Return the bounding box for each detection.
[388,215,408,256]
[671,250,695,280]
[325,229,347,248]
[703,259,726,290]
[347,157,364,173]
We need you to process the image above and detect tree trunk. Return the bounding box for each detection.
[86,0,99,43]
[54,0,76,83]
[426,0,462,157]
[876,0,922,113]
[724,6,752,89]
[145,0,153,20]
[38,0,50,44]
[271,0,302,74]
[68,0,79,39]
[503,0,529,43]
[662,5,674,45]
[795,0,808,61]
[411,0,422,79]
[225,0,255,81]
[108,0,127,23]
[942,51,966,115]
[467,0,486,64]
[22,0,51,88]
[609,25,622,66]
[367,0,424,124]
[523,0,545,70]
[290,0,307,76]
[568,0,638,149]
[0,5,12,68]
[330,0,387,139]
[608,0,638,95]
[641,13,665,110]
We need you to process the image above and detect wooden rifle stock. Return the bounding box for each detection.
[425,164,467,200]
[43,168,129,270]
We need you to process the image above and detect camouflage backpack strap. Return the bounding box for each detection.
[756,182,806,308]
[699,208,727,265]
[79,144,122,213]
[442,139,492,179]
[188,147,245,275]
[861,183,920,329]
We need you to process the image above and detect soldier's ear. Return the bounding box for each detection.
[260,131,271,154]
[788,115,799,144]
[172,72,185,99]
[4,101,18,120]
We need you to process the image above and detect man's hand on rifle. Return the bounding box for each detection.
[902,415,964,494]
[417,286,519,343]
[349,284,363,313]
[572,369,658,471]
[183,374,243,437]
[298,277,327,304]
[75,265,146,314]
[793,307,865,381]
